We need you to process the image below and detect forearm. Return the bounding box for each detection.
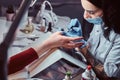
[32,40,54,57]
[8,40,55,75]
[84,50,109,80]
[80,48,117,80]
[8,48,38,75]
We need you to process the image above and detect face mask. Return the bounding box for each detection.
[85,17,103,24]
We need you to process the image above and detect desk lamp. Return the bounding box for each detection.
[0,0,37,79]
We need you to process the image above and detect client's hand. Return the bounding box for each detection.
[33,31,84,56]
[44,32,83,49]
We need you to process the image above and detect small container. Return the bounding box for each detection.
[63,71,72,80]
[20,17,34,34]
[39,19,46,32]
[81,65,96,80]
[6,5,15,21]
[25,17,34,34]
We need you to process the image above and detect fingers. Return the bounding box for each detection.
[51,31,84,49]
[55,31,84,41]
[63,42,84,49]
[64,35,84,41]
[71,37,84,41]
[60,33,84,48]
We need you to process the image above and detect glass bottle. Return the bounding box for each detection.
[81,65,96,80]
[63,71,72,80]
[23,17,34,34]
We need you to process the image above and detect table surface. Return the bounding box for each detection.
[0,16,71,56]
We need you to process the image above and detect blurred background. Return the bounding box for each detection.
[0,0,93,40]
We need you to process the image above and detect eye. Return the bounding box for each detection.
[87,10,95,14]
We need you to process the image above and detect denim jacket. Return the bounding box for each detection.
[87,24,120,78]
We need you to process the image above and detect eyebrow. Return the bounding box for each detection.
[86,10,96,13]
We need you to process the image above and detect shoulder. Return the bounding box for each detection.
[109,30,120,43]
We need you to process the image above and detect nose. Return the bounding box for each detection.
[83,11,91,19]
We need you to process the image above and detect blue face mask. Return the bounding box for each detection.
[85,17,103,24]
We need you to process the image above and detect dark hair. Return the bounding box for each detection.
[88,0,120,34]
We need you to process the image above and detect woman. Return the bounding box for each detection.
[79,0,120,79]
[8,32,83,75]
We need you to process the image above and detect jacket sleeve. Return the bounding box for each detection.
[104,34,120,78]
[8,48,38,75]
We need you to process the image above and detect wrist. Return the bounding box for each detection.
[79,40,87,48]
[43,39,54,49]
[78,47,88,55]
[32,41,51,56]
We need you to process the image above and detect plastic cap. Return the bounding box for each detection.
[87,65,92,70]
